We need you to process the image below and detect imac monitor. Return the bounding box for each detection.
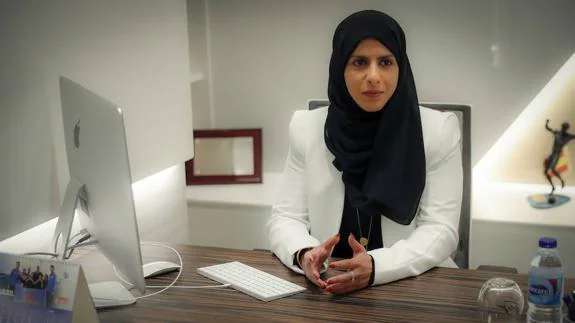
[53,76,146,295]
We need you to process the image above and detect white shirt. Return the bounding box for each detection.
[266,106,463,285]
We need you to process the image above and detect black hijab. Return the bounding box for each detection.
[324,10,425,225]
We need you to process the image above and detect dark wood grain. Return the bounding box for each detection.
[73,244,575,323]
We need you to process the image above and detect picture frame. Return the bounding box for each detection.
[185,128,262,185]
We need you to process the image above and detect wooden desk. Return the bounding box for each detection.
[75,244,575,323]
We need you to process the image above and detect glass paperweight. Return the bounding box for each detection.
[477,277,525,322]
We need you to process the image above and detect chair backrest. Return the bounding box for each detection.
[308,99,330,111]
[307,100,472,269]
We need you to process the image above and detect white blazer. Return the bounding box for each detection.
[266,106,463,285]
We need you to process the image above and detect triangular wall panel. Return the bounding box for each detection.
[475,53,575,186]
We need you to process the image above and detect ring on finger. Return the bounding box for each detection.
[350,270,355,282]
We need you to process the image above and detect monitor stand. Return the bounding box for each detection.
[53,177,85,260]
[52,177,135,308]
[88,281,136,308]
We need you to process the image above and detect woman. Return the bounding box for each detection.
[266,10,463,294]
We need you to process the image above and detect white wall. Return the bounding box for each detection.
[132,165,189,244]
[0,0,193,243]
[0,165,189,254]
[45,0,194,184]
[471,220,575,277]
[203,0,575,172]
[470,183,575,277]
[188,203,269,251]
[188,0,213,129]
[0,1,61,241]
[182,1,575,277]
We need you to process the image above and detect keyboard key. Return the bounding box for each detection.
[197,261,306,302]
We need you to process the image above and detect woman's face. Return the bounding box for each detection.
[344,38,399,112]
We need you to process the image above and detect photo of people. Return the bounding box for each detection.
[1,261,60,307]
[0,252,79,321]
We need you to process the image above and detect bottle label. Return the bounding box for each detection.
[528,276,563,305]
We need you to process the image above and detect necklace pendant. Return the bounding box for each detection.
[360,237,368,248]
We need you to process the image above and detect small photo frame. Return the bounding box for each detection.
[0,252,99,322]
[185,128,262,185]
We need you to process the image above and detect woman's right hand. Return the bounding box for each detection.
[299,234,340,288]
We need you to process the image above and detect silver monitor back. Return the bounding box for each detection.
[54,76,146,293]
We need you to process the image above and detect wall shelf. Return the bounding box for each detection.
[186,172,281,207]
[472,182,575,228]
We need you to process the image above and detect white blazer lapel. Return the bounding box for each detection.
[307,130,345,243]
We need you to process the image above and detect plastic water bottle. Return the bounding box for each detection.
[527,237,564,323]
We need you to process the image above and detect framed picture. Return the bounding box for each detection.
[185,128,262,185]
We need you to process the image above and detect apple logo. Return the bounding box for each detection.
[74,120,80,149]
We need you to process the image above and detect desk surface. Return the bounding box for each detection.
[75,244,575,323]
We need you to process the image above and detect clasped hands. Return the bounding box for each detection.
[298,233,373,294]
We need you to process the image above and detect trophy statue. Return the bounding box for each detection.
[528,120,574,208]
[530,120,574,208]
[544,120,574,200]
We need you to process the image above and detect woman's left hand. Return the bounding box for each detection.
[325,233,373,294]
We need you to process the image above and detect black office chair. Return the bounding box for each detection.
[306,99,515,273]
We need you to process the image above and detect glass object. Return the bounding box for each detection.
[478,277,525,322]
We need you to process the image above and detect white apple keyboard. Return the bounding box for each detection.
[197,261,306,302]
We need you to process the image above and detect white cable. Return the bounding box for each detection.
[25,234,94,259]
[25,240,227,303]
[65,239,98,251]
[135,242,183,300]
[112,243,182,290]
[111,242,229,301]
[111,242,183,300]
[146,284,230,289]
[23,252,58,258]
[113,266,137,288]
[54,229,90,255]
[69,229,89,244]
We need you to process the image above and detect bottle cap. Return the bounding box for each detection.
[539,237,558,248]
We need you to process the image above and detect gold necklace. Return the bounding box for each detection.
[355,208,373,248]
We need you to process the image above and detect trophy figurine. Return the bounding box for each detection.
[528,120,574,208]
